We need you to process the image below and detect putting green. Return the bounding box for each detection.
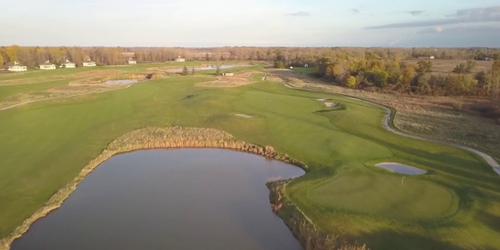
[301,170,458,221]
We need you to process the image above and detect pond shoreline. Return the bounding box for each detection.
[1,127,313,250]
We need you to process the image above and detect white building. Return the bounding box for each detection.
[222,72,234,77]
[63,60,76,68]
[128,58,137,65]
[83,59,96,67]
[8,62,27,72]
[175,56,186,62]
[39,60,56,70]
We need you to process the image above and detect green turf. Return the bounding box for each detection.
[0,64,499,249]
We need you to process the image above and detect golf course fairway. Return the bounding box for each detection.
[1,64,499,250]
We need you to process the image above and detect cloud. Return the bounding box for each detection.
[418,25,500,34]
[286,11,310,17]
[351,9,360,14]
[366,6,500,29]
[408,10,424,16]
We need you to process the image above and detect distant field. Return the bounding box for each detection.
[1,63,499,250]
[404,59,493,74]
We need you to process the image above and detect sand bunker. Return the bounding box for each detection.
[316,99,344,110]
[234,113,253,119]
[324,102,336,108]
[375,162,427,176]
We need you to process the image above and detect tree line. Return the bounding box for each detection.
[273,50,500,98]
[1,46,499,68]
[1,45,499,97]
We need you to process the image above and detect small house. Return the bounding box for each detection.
[82,59,96,67]
[175,56,186,62]
[63,60,76,68]
[8,62,27,72]
[128,58,137,65]
[222,72,234,77]
[39,60,56,70]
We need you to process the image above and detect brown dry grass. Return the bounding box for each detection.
[0,83,129,111]
[0,69,170,111]
[196,72,258,88]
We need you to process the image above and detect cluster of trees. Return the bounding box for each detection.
[181,66,196,75]
[310,55,500,97]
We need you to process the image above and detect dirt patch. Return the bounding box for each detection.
[196,72,258,88]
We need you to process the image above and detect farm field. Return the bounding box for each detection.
[1,63,500,250]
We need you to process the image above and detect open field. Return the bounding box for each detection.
[1,63,500,249]
[0,62,253,111]
[404,59,493,74]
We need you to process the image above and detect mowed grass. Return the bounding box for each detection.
[0,64,500,249]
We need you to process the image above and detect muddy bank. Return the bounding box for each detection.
[0,127,306,250]
[268,181,369,250]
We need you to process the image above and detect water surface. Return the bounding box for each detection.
[375,162,427,176]
[12,149,304,250]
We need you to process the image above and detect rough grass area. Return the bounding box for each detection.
[0,64,499,250]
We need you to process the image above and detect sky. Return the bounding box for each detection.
[1,0,499,47]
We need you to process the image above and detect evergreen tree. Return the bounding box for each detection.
[182,66,189,75]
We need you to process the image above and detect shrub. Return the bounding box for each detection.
[346,75,359,89]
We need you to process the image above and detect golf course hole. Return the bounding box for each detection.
[375,162,427,176]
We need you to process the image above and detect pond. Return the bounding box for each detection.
[375,162,427,176]
[12,149,305,250]
[104,79,138,86]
